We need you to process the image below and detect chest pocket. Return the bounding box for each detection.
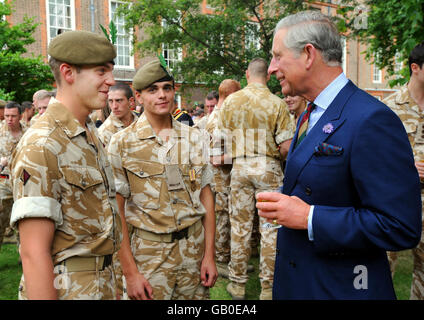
[62,166,103,190]
[123,159,164,210]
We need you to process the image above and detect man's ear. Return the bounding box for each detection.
[129,96,135,108]
[303,43,317,70]
[411,63,421,75]
[59,63,76,84]
[134,90,143,105]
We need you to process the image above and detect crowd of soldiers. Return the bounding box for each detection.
[0,15,423,301]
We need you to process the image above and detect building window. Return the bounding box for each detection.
[245,21,261,51]
[394,52,403,79]
[373,55,382,84]
[46,0,75,42]
[161,15,182,72]
[110,1,133,69]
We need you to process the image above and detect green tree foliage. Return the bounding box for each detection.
[117,0,308,95]
[337,0,424,87]
[0,2,54,102]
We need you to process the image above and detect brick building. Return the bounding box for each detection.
[5,0,399,107]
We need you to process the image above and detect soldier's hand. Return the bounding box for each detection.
[200,256,218,288]
[415,161,424,179]
[126,272,154,300]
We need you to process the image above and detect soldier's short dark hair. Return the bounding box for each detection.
[49,57,82,86]
[109,82,134,100]
[409,41,424,75]
[5,101,22,114]
[21,101,33,110]
[206,90,219,101]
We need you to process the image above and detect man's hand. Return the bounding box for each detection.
[125,271,154,300]
[200,255,218,288]
[256,192,310,230]
[415,161,424,180]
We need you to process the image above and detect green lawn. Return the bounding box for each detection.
[0,244,414,300]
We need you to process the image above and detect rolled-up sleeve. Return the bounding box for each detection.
[10,142,62,229]
[108,132,130,198]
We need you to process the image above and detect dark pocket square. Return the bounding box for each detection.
[314,142,343,156]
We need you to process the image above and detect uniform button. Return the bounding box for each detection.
[276,248,280,255]
[140,171,144,176]
[81,181,87,187]
[305,187,312,196]
[289,260,296,268]
[172,199,178,204]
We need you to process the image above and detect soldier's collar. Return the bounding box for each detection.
[136,113,185,140]
[395,84,414,105]
[48,100,86,138]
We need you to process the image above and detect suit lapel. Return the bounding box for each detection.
[283,81,357,195]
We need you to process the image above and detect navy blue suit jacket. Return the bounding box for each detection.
[273,81,422,300]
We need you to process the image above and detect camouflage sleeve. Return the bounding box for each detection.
[201,163,213,189]
[275,101,296,145]
[108,132,130,198]
[10,142,62,229]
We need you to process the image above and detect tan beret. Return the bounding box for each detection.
[0,99,6,108]
[48,30,116,65]
[132,59,173,91]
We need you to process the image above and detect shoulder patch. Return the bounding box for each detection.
[21,169,31,186]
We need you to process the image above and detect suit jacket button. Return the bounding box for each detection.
[289,260,296,268]
[305,187,312,196]
[276,248,280,255]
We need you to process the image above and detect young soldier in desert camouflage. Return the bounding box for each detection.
[0,102,27,247]
[384,41,424,300]
[98,82,138,148]
[10,30,121,300]
[108,58,217,300]
[216,58,295,300]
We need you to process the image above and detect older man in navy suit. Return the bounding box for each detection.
[258,10,422,299]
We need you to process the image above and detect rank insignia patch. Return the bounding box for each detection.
[21,169,31,186]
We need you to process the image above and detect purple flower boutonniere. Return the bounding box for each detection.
[322,123,334,134]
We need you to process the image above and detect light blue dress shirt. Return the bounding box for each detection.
[306,72,349,241]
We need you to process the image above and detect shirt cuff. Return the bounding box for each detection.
[10,196,63,229]
[307,205,315,241]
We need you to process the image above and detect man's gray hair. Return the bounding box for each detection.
[275,10,342,67]
[33,89,53,101]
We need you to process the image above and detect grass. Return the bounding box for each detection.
[0,244,414,300]
[0,244,21,300]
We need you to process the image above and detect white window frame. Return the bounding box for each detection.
[46,0,76,44]
[373,55,382,84]
[109,0,134,70]
[161,14,183,73]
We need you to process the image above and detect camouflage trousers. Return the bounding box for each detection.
[387,193,424,300]
[229,156,283,290]
[0,178,13,248]
[19,261,117,300]
[212,165,232,264]
[130,220,209,300]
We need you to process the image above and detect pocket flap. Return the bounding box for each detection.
[123,159,164,178]
[62,166,103,190]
